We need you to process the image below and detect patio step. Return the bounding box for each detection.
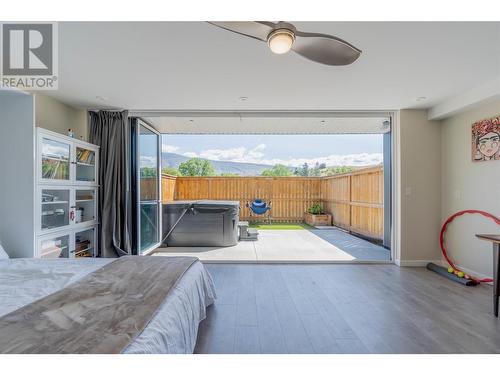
[239,221,259,241]
[238,221,249,228]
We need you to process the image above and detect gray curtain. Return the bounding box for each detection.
[89,110,131,257]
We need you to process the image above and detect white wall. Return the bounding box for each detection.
[34,94,88,140]
[440,99,500,278]
[398,109,442,265]
[0,92,35,258]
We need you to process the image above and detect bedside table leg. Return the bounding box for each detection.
[494,243,499,317]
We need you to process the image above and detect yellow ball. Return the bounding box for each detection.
[457,271,465,278]
[447,267,454,273]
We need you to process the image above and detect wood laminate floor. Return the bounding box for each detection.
[194,264,500,354]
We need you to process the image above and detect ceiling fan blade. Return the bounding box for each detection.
[208,21,276,42]
[292,31,362,66]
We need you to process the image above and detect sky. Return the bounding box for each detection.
[161,134,384,167]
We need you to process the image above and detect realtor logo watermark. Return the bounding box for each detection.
[1,22,58,90]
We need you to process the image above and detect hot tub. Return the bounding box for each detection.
[162,200,240,247]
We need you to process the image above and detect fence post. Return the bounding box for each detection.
[348,173,352,229]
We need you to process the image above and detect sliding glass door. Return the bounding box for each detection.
[134,120,162,254]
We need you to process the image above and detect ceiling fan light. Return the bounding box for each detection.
[267,29,295,54]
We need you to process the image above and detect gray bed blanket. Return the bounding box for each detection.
[0,256,197,354]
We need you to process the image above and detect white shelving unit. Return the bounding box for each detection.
[35,128,100,258]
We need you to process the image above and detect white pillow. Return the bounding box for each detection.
[0,243,9,259]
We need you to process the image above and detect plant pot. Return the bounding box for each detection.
[304,212,332,226]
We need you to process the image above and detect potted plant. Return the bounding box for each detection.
[304,203,332,226]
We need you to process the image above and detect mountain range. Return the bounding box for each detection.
[162,152,275,176]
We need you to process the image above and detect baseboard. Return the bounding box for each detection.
[438,259,493,282]
[396,259,442,267]
[396,259,494,282]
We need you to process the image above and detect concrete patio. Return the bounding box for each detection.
[152,227,390,262]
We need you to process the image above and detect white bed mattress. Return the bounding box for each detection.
[0,257,216,354]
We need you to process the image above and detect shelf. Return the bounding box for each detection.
[42,245,68,257]
[42,226,67,231]
[41,213,66,217]
[35,129,100,259]
[75,220,94,224]
[42,155,69,162]
[73,246,93,256]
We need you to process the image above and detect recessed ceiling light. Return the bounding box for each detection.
[189,119,194,123]
[95,95,108,101]
[320,120,326,125]
[416,96,427,102]
[239,96,248,101]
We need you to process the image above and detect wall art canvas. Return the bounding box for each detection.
[472,116,500,162]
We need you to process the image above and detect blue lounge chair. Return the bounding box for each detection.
[247,199,272,223]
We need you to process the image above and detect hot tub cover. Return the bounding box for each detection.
[162,200,240,247]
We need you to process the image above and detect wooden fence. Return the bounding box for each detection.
[320,166,383,239]
[175,176,322,221]
[157,165,384,239]
[162,174,177,201]
[140,174,177,201]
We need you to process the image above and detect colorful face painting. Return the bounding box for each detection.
[472,116,500,162]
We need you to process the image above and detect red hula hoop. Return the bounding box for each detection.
[440,210,500,283]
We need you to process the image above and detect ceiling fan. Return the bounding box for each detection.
[209,21,361,66]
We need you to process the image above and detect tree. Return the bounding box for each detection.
[261,164,292,177]
[178,158,216,176]
[220,172,240,177]
[309,162,321,177]
[162,167,180,176]
[294,162,310,177]
[140,167,157,178]
[322,166,354,176]
[293,162,348,177]
[301,162,310,176]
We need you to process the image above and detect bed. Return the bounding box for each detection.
[0,257,216,354]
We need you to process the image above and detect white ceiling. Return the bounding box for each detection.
[144,114,391,134]
[43,22,500,114]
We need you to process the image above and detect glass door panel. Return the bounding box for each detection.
[139,128,158,201]
[41,188,70,231]
[137,122,161,254]
[41,137,71,181]
[40,234,70,258]
[75,189,97,224]
[74,228,95,258]
[76,146,96,183]
[140,203,158,251]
